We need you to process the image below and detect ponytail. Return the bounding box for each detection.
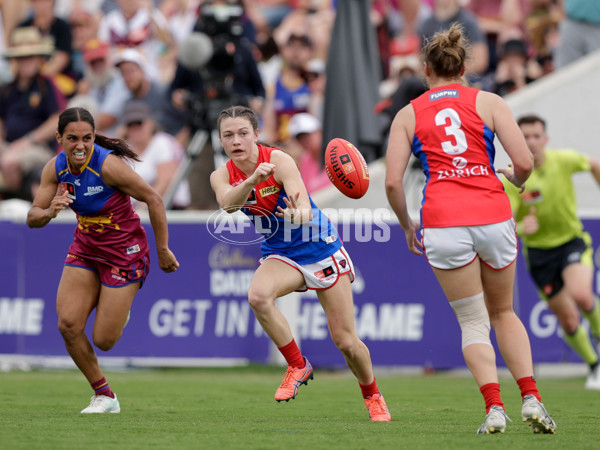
[94,134,141,162]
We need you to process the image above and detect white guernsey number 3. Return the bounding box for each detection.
[435,108,468,155]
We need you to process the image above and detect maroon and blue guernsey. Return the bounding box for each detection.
[55,144,149,265]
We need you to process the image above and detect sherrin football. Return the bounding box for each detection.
[324,138,370,199]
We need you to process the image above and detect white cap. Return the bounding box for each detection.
[114,47,147,69]
[288,113,321,138]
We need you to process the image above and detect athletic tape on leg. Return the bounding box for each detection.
[450,292,492,350]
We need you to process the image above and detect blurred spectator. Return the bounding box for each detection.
[53,1,104,20]
[376,53,426,140]
[256,34,282,87]
[249,0,293,40]
[98,0,174,82]
[68,9,100,79]
[115,47,185,137]
[419,0,489,76]
[71,38,128,136]
[1,1,29,43]
[0,1,30,84]
[0,26,66,200]
[262,32,313,145]
[159,0,201,46]
[554,0,600,69]
[493,38,543,96]
[19,0,77,96]
[525,0,562,73]
[287,112,330,195]
[466,0,530,74]
[304,57,326,122]
[122,100,190,210]
[373,0,422,79]
[272,0,335,60]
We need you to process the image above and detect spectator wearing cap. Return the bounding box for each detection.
[262,32,314,145]
[0,26,66,200]
[122,100,190,210]
[287,112,330,195]
[493,37,543,97]
[19,0,77,96]
[71,38,129,136]
[115,47,185,138]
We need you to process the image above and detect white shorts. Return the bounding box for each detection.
[260,247,355,291]
[422,219,518,270]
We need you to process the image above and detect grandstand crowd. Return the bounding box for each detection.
[0,0,598,208]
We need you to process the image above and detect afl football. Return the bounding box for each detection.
[324,138,370,199]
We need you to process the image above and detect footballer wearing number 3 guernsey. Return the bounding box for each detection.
[385,24,556,435]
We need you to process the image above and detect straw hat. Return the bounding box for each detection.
[4,27,54,59]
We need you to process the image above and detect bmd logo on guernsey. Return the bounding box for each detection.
[429,90,458,101]
[83,185,104,196]
[206,206,278,245]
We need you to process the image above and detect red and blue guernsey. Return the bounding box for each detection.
[55,144,149,265]
[410,83,513,228]
[226,144,342,264]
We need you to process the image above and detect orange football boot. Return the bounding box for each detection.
[274,357,314,402]
[364,393,391,421]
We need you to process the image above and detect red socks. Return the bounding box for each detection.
[91,377,115,398]
[481,377,541,412]
[517,376,541,402]
[359,378,380,399]
[278,339,305,368]
[480,383,504,413]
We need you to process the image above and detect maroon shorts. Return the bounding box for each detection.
[65,252,150,288]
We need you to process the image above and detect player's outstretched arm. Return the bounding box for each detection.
[27,157,69,228]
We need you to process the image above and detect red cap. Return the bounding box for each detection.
[83,39,109,63]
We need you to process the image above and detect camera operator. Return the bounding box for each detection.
[168,0,265,210]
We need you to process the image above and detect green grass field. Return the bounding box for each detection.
[0,365,598,449]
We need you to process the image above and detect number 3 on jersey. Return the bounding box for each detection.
[435,108,467,155]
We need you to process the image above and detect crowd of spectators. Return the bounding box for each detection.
[0,0,598,207]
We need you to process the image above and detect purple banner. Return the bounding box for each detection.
[1,217,597,368]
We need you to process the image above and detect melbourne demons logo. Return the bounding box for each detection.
[246,189,257,205]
